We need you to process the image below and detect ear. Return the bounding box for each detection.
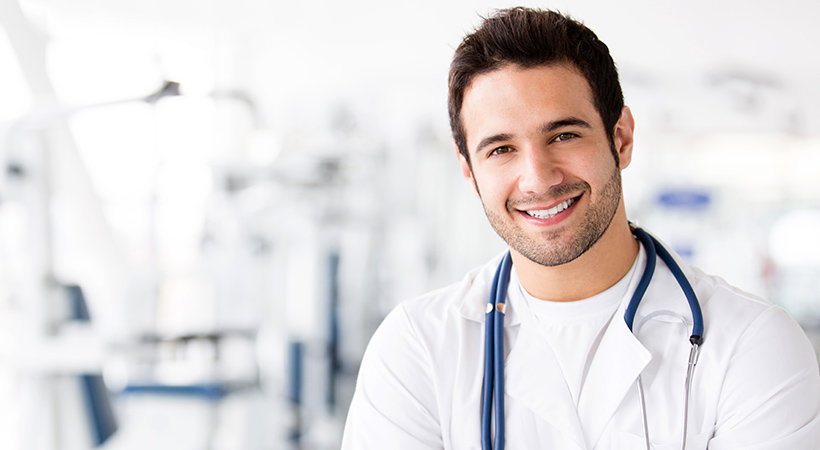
[613,106,635,170]
[455,143,481,199]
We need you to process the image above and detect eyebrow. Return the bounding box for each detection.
[541,117,592,134]
[473,117,593,156]
[475,133,514,156]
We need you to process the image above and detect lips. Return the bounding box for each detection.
[523,196,579,219]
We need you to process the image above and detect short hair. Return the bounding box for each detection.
[448,7,624,165]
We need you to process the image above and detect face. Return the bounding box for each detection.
[458,63,634,267]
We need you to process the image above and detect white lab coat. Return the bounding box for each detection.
[342,241,820,449]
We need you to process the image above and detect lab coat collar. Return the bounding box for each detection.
[457,251,524,327]
[576,279,653,448]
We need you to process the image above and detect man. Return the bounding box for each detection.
[342,8,820,449]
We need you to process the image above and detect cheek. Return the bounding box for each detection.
[476,175,514,209]
[576,154,613,184]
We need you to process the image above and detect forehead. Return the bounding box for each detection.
[461,63,600,148]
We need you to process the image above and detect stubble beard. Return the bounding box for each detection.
[482,167,622,267]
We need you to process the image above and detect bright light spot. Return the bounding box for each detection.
[247,129,281,166]
[0,202,29,256]
[68,103,157,200]
[770,209,820,266]
[0,30,33,121]
[47,32,162,105]
[155,96,217,161]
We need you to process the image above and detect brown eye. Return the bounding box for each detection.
[554,132,577,142]
[489,146,512,156]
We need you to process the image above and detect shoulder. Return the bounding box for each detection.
[645,258,820,443]
[646,256,816,379]
[641,256,782,344]
[688,265,818,401]
[689,266,802,342]
[686,270,820,445]
[679,265,815,359]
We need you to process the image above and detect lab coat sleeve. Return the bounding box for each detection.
[708,305,820,449]
[341,303,443,449]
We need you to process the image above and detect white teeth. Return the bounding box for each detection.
[526,197,576,219]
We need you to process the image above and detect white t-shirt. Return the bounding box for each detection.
[511,252,641,405]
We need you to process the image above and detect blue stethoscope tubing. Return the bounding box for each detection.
[482,251,513,450]
[480,226,705,450]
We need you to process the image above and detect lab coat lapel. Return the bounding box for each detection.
[503,308,587,448]
[577,285,653,449]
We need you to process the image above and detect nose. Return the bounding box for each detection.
[517,146,564,195]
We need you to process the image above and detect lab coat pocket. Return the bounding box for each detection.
[616,430,712,450]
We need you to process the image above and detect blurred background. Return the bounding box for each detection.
[1,0,819,448]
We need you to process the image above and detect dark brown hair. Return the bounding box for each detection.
[448,7,624,165]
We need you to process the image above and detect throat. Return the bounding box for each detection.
[512,224,640,302]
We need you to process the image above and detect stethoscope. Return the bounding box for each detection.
[481,226,705,450]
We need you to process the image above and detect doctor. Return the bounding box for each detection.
[342,7,820,449]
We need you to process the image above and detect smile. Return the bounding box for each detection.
[524,196,578,219]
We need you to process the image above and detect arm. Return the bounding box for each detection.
[708,306,820,449]
[342,304,444,449]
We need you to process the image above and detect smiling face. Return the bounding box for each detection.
[458,63,634,267]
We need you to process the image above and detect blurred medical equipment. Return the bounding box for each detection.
[482,226,704,450]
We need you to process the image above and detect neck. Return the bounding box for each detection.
[512,202,639,302]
